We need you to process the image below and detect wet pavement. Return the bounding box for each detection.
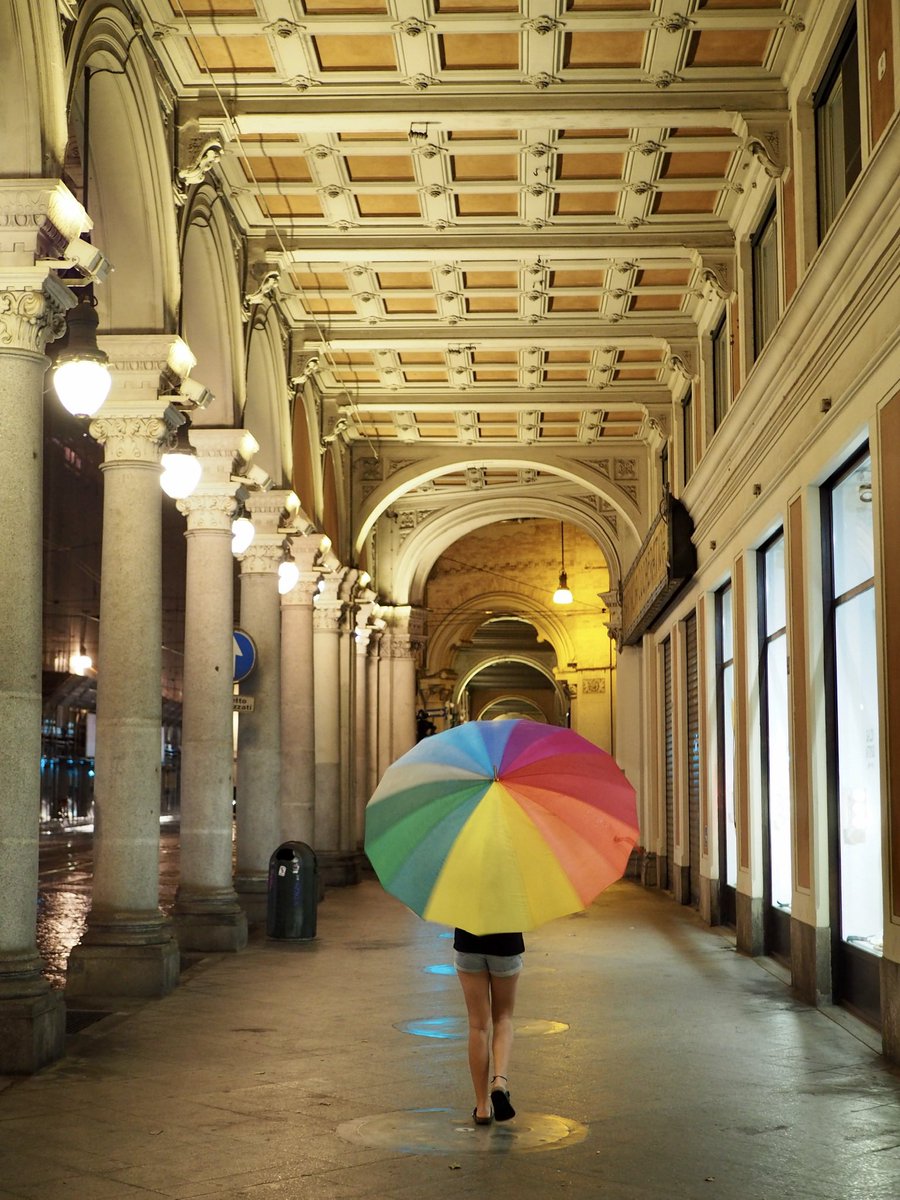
[6,864,900,1199]
[37,823,181,989]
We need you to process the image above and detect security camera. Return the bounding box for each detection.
[179,377,214,409]
[64,237,112,283]
[246,464,273,490]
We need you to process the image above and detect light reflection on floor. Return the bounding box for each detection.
[37,825,181,989]
[394,1015,569,1039]
[336,1107,588,1154]
[36,891,91,989]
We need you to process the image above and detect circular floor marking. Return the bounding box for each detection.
[336,1107,588,1155]
[394,1015,568,1039]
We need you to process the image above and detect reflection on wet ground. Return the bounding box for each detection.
[37,822,181,989]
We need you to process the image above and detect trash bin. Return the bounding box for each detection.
[266,841,318,940]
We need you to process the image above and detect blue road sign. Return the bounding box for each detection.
[233,629,257,683]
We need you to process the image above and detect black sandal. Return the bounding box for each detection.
[490,1076,516,1122]
[473,1107,493,1126]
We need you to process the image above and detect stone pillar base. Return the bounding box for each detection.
[0,989,66,1075]
[700,875,720,927]
[172,907,248,953]
[736,891,764,956]
[234,874,269,926]
[673,863,691,906]
[639,850,658,889]
[317,850,363,887]
[791,916,832,1007]
[880,958,900,1068]
[66,937,180,1001]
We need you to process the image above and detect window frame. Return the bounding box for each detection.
[751,198,780,360]
[711,310,730,432]
[814,12,862,242]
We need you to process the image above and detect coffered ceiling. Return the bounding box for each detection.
[150,0,810,460]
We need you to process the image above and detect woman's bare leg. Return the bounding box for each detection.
[488,971,519,1088]
[457,969,492,1118]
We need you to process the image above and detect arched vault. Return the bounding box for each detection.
[354,450,642,557]
[426,592,576,677]
[382,496,631,608]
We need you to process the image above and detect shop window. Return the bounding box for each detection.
[758,532,792,927]
[823,449,882,962]
[711,311,730,432]
[716,582,737,921]
[751,200,779,359]
[815,14,862,241]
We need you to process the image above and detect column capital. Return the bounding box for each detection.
[0,274,72,356]
[177,491,238,531]
[177,428,254,531]
[280,571,321,609]
[313,574,346,632]
[89,411,169,465]
[238,535,285,575]
[283,530,321,573]
[246,488,300,535]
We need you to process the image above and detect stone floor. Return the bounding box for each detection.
[2,880,900,1200]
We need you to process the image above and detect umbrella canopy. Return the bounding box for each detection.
[364,719,639,935]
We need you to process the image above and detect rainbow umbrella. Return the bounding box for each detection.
[364,719,639,934]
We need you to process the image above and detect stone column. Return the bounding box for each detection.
[0,243,71,1072]
[313,572,346,882]
[377,627,394,775]
[387,607,425,762]
[233,490,291,922]
[366,626,384,799]
[171,430,249,953]
[67,337,185,1001]
[279,532,320,846]
[337,570,359,867]
[353,619,373,851]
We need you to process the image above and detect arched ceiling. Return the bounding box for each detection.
[137,0,806,545]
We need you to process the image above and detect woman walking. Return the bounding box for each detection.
[453,927,524,1124]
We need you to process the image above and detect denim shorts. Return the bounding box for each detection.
[454,951,523,977]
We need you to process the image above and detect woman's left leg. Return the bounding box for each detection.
[456,968,493,1119]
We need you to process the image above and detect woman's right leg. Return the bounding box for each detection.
[488,971,520,1119]
[456,968,493,1118]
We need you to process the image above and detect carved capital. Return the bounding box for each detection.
[313,599,344,633]
[0,278,70,355]
[89,414,168,464]
[237,535,286,575]
[176,491,237,530]
[280,571,321,608]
